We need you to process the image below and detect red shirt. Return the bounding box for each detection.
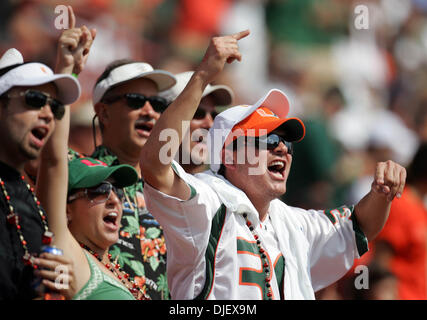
[375,186,427,299]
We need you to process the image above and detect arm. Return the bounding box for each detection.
[140,30,249,199]
[354,160,406,241]
[36,6,95,249]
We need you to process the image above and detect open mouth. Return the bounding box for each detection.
[30,126,49,148]
[135,120,153,137]
[103,212,119,229]
[267,160,286,177]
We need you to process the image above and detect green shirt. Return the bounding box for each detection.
[73,252,135,300]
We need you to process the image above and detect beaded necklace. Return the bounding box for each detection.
[0,175,53,268]
[242,212,274,299]
[79,243,151,300]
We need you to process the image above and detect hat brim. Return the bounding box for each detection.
[273,118,306,142]
[70,164,138,191]
[225,117,305,146]
[101,71,176,97]
[15,73,81,105]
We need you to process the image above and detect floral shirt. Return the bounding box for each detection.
[68,147,169,300]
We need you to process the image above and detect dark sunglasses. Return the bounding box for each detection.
[193,107,218,120]
[68,181,125,204]
[6,89,65,120]
[102,93,169,113]
[229,133,293,155]
[255,134,293,155]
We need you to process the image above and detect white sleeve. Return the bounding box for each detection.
[143,161,222,298]
[296,205,369,292]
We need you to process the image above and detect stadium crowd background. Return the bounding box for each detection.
[1,0,427,300]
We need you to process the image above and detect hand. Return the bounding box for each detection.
[195,30,250,85]
[33,252,76,300]
[371,160,406,202]
[55,6,96,75]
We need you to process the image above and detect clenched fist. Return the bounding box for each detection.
[371,160,406,202]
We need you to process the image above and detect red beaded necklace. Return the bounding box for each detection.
[242,212,273,299]
[79,243,151,300]
[0,175,53,268]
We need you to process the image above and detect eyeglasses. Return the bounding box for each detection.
[6,89,65,120]
[67,181,125,204]
[229,133,293,155]
[193,107,218,120]
[255,134,293,155]
[102,93,169,113]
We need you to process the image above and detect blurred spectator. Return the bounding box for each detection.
[283,86,344,209]
[371,143,427,299]
[342,142,427,300]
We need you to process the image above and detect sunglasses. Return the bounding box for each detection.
[255,134,293,155]
[67,181,125,205]
[229,133,293,155]
[102,93,169,113]
[6,89,65,120]
[193,107,218,120]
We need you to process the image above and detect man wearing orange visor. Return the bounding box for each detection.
[140,30,406,300]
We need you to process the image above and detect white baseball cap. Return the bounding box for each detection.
[93,62,177,104]
[208,89,305,173]
[0,48,81,105]
[160,71,234,106]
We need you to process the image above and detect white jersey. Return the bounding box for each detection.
[143,162,368,300]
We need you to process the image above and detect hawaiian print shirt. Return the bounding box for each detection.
[68,146,169,300]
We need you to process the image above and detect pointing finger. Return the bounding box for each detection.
[231,29,250,41]
[90,28,97,41]
[68,6,76,29]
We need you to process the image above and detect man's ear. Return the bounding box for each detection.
[94,102,108,128]
[222,148,236,170]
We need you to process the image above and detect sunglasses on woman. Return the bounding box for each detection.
[67,181,125,205]
[102,93,169,113]
[229,133,293,155]
[6,89,65,120]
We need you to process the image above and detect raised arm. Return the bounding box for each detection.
[36,6,95,245]
[354,160,406,241]
[140,30,249,199]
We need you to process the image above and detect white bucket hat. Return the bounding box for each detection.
[0,48,81,105]
[208,89,305,173]
[92,62,177,105]
[160,71,234,106]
